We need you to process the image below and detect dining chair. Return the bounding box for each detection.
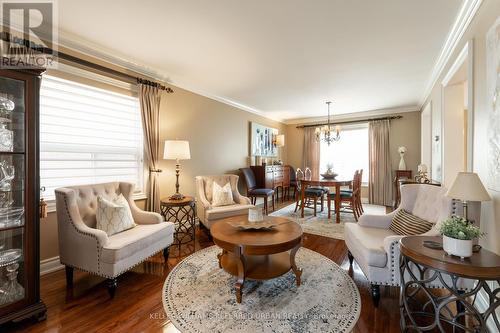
[288,166,298,200]
[304,167,329,194]
[356,169,364,215]
[294,168,325,216]
[342,169,364,216]
[239,167,275,214]
[329,170,360,221]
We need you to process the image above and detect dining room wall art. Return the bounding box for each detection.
[250,122,278,157]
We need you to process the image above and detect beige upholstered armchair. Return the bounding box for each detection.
[345,184,453,306]
[55,182,175,298]
[195,175,254,234]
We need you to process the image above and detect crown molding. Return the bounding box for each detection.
[55,31,285,123]
[419,0,483,106]
[283,105,420,125]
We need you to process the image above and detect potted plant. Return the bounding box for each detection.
[439,215,483,259]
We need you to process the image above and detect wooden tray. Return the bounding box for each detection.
[228,218,290,231]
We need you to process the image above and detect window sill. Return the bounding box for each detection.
[45,192,148,214]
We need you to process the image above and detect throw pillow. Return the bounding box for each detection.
[212,182,234,207]
[96,194,136,236]
[389,209,434,235]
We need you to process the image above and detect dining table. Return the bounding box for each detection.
[299,178,353,224]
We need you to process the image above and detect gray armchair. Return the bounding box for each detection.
[55,182,174,297]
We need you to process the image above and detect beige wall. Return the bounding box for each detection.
[156,87,286,199]
[40,84,286,261]
[422,0,500,254]
[286,111,422,180]
[442,83,466,188]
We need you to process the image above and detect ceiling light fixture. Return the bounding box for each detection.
[315,101,341,145]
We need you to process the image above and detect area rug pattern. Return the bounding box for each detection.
[162,245,361,333]
[270,202,386,240]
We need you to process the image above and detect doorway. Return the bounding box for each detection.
[441,41,474,188]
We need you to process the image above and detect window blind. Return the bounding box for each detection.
[40,75,144,201]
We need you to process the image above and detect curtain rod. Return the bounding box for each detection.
[295,115,403,128]
[1,31,173,93]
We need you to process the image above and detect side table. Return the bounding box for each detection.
[399,236,500,332]
[160,196,196,256]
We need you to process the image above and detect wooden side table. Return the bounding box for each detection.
[160,196,196,256]
[399,236,500,332]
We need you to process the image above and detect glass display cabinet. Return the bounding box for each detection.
[0,69,46,324]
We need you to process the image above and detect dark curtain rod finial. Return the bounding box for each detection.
[137,78,174,93]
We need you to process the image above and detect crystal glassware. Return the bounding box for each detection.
[0,208,24,229]
[0,262,24,305]
[0,97,15,112]
[0,192,13,208]
[0,249,23,305]
[0,118,13,152]
[0,161,15,191]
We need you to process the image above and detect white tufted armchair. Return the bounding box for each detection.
[344,184,453,306]
[195,175,254,236]
[55,182,175,298]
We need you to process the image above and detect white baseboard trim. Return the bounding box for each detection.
[40,256,64,276]
[474,281,498,332]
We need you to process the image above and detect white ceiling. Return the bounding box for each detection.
[56,0,463,121]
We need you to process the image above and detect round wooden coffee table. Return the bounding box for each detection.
[210,216,303,303]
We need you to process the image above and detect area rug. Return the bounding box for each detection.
[269,202,386,240]
[162,245,361,333]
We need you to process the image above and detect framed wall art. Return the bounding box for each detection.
[250,122,278,157]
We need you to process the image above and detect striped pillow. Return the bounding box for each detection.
[389,209,433,235]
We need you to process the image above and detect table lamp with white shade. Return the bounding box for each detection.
[276,134,285,164]
[276,134,285,147]
[164,140,191,200]
[446,172,491,221]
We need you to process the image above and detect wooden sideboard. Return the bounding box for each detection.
[393,170,412,208]
[251,165,290,202]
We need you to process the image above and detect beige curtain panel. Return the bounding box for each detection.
[303,127,320,180]
[368,120,393,206]
[139,84,163,213]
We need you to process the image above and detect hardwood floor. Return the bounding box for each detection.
[4,201,402,333]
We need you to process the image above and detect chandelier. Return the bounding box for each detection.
[315,101,341,145]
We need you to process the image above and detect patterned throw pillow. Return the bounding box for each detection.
[96,194,136,236]
[212,182,235,207]
[389,209,434,235]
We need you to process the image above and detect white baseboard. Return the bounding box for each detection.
[474,281,499,332]
[40,256,64,276]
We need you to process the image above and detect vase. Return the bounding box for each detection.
[443,235,472,259]
[398,153,406,170]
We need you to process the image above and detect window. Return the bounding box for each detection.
[319,125,369,183]
[40,75,144,201]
